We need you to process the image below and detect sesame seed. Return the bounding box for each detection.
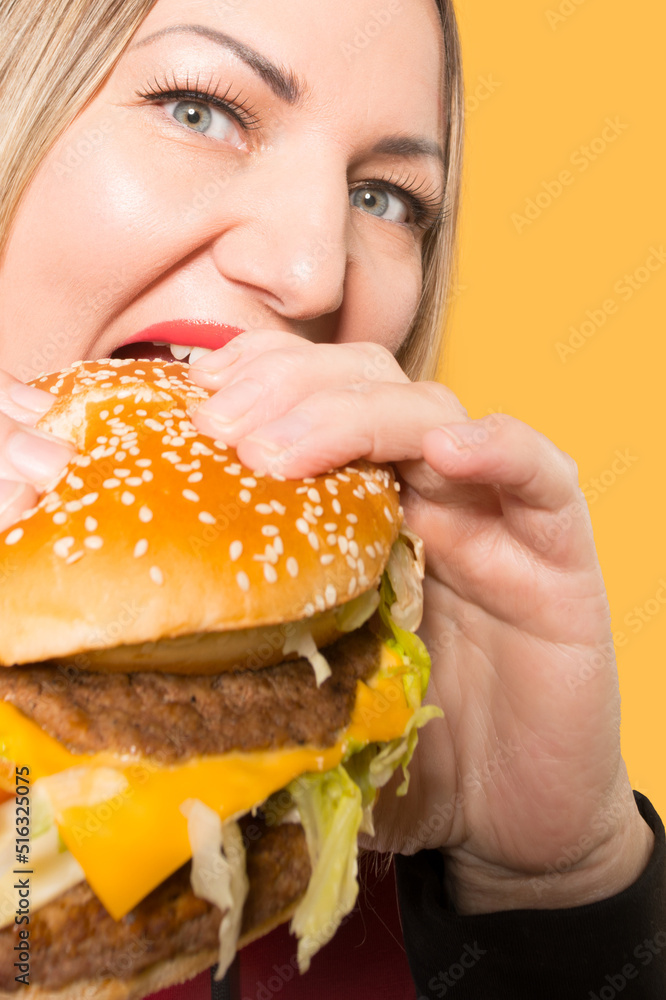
[261,525,280,537]
[187,471,203,483]
[314,594,326,612]
[365,544,376,557]
[114,469,130,478]
[338,536,349,554]
[136,458,152,468]
[383,505,394,523]
[307,488,321,504]
[5,528,23,545]
[139,506,153,523]
[296,518,309,534]
[81,493,99,506]
[54,537,75,558]
[332,499,342,515]
[145,419,164,432]
[66,550,85,565]
[273,536,284,555]
[199,511,216,525]
[85,517,98,532]
[349,540,359,557]
[236,570,250,592]
[240,477,257,488]
[85,536,103,549]
[307,531,319,551]
[239,489,252,503]
[230,540,243,561]
[125,477,142,487]
[134,539,148,558]
[320,554,335,565]
[66,474,84,490]
[270,500,286,515]
[182,489,200,502]
[264,563,278,583]
[121,492,135,506]
[286,557,299,577]
[103,478,121,489]
[324,479,339,495]
[324,523,337,531]
[255,503,273,515]
[64,500,83,513]
[325,584,337,606]
[346,513,358,523]
[149,566,164,586]
[141,470,153,482]
[53,512,67,525]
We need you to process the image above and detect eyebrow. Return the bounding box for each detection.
[132,23,445,164]
[131,23,303,103]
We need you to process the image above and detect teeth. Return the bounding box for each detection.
[168,343,191,361]
[188,346,213,364]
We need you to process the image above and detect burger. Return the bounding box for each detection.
[0,358,438,998]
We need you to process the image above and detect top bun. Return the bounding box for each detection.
[0,359,402,668]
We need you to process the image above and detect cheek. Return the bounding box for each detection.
[4,106,216,331]
[339,238,423,355]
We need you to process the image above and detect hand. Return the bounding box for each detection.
[189,332,653,913]
[0,369,74,532]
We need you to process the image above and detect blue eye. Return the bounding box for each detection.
[350,186,410,224]
[163,99,243,144]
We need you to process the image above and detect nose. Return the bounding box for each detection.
[208,148,349,323]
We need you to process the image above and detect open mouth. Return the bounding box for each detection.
[109,321,246,365]
[110,341,214,364]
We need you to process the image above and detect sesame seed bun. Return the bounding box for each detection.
[0,358,402,670]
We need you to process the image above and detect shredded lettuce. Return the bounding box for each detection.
[181,800,248,981]
[334,588,380,632]
[287,766,362,972]
[282,627,332,686]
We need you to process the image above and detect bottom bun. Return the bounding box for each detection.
[0,819,310,999]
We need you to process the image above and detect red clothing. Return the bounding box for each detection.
[151,858,416,1000]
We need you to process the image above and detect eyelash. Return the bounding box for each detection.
[136,77,444,231]
[136,72,262,130]
[350,173,444,231]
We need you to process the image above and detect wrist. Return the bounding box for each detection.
[443,800,655,916]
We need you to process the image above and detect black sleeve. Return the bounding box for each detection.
[395,792,666,999]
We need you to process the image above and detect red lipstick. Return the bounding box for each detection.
[122,320,245,351]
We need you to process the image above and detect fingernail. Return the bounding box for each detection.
[0,481,28,518]
[8,382,54,413]
[6,429,73,484]
[244,411,313,454]
[190,343,241,374]
[197,378,263,424]
[436,423,479,448]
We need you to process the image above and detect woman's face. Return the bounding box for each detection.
[0,0,444,381]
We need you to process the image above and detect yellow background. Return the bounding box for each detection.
[440,2,665,817]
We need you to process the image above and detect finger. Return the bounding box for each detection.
[190,340,409,444]
[422,414,579,511]
[0,371,55,427]
[422,414,593,562]
[188,329,316,388]
[226,380,466,477]
[0,411,75,486]
[0,481,39,533]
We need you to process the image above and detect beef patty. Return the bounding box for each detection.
[0,626,382,761]
[0,818,310,992]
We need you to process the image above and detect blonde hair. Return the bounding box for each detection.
[0,0,464,382]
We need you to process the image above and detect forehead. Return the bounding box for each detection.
[132,0,444,141]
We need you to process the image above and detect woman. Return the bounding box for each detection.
[0,0,663,997]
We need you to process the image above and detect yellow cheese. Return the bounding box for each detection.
[0,643,411,919]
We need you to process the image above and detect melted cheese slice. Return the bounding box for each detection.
[0,643,411,919]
